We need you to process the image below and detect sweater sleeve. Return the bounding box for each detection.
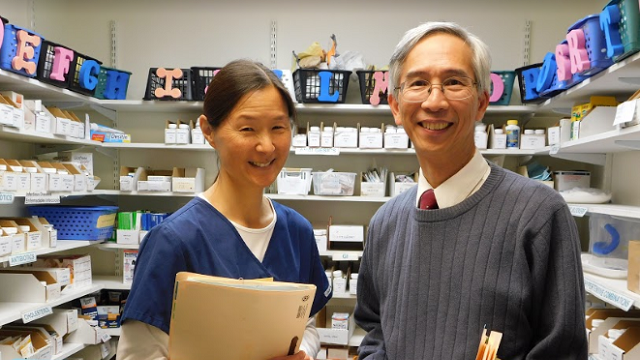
[525,205,588,359]
[353,220,387,359]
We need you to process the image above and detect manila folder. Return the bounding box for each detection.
[168,272,317,360]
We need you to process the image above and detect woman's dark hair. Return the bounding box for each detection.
[203,59,297,129]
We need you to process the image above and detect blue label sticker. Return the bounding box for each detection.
[0,193,14,204]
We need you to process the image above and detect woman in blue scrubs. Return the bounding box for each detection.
[118,59,332,360]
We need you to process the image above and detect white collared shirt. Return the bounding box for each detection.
[416,150,491,209]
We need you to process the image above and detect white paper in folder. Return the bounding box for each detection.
[168,272,316,360]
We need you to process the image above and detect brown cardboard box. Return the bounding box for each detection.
[629,241,640,295]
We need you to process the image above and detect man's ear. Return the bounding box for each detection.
[476,90,490,121]
[199,115,215,148]
[389,93,403,126]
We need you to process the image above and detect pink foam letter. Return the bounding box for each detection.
[489,73,504,102]
[50,47,74,81]
[567,29,591,74]
[154,68,183,99]
[369,71,389,105]
[11,30,42,75]
[555,42,572,81]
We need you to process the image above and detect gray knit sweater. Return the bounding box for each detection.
[354,163,587,360]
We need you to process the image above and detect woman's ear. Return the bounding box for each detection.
[199,115,215,148]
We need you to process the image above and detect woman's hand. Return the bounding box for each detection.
[268,350,312,360]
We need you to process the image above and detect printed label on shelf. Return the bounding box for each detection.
[294,147,341,156]
[100,341,111,359]
[549,144,560,155]
[0,192,14,204]
[569,205,589,217]
[24,193,61,205]
[96,328,112,343]
[332,252,360,261]
[584,277,634,311]
[9,252,36,266]
[614,101,636,126]
[22,306,53,323]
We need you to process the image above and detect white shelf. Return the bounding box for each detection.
[568,204,640,220]
[0,240,97,267]
[332,293,357,300]
[94,275,131,290]
[102,142,213,151]
[95,242,139,251]
[540,51,640,113]
[583,272,640,311]
[557,124,640,153]
[0,69,102,105]
[53,342,86,360]
[319,250,363,259]
[0,283,102,327]
[0,126,101,146]
[349,327,366,347]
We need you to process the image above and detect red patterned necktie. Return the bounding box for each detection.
[419,189,439,210]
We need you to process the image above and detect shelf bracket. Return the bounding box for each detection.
[89,103,117,122]
[615,140,640,149]
[551,152,607,166]
[95,146,118,159]
[34,144,84,156]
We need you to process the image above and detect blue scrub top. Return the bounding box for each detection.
[122,197,332,334]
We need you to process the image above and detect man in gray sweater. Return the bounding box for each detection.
[354,22,588,359]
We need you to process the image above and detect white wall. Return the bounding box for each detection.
[3,0,604,100]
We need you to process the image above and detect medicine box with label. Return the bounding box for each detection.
[329,225,364,251]
[165,121,177,144]
[520,129,546,150]
[331,313,350,330]
[176,121,191,144]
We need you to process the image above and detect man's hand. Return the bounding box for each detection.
[268,350,312,360]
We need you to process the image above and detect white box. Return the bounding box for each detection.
[489,126,507,149]
[520,134,546,150]
[553,170,590,191]
[172,167,205,193]
[65,319,102,345]
[0,267,71,287]
[0,103,15,126]
[138,180,171,192]
[384,133,409,149]
[32,254,92,289]
[38,308,79,336]
[308,131,321,147]
[0,329,53,360]
[548,126,560,145]
[292,134,307,147]
[334,129,358,148]
[331,312,350,330]
[318,315,355,345]
[59,152,93,175]
[35,113,53,133]
[360,181,385,197]
[191,128,205,144]
[329,225,364,244]
[117,229,140,245]
[277,168,312,195]
[599,327,640,360]
[359,132,383,149]
[119,166,144,191]
[165,121,177,144]
[12,218,42,251]
[314,232,327,252]
[321,130,334,148]
[579,106,619,139]
[0,272,61,302]
[123,249,138,285]
[176,127,190,144]
[0,234,11,256]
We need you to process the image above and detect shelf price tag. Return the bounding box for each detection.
[613,101,636,126]
[22,306,53,323]
[569,205,589,217]
[100,341,111,359]
[294,147,341,156]
[332,252,360,261]
[25,193,61,205]
[9,252,36,266]
[96,328,112,343]
[584,277,634,311]
[0,193,14,204]
[549,144,560,155]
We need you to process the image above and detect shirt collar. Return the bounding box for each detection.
[416,150,489,209]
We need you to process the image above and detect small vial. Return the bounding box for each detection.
[534,129,545,135]
[474,123,488,150]
[168,124,177,129]
[524,129,534,135]
[349,273,358,295]
[332,270,346,293]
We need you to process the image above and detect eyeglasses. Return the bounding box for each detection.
[395,76,478,102]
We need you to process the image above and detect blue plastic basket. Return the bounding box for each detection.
[489,71,515,105]
[609,0,640,61]
[28,206,118,241]
[568,14,613,76]
[0,24,44,77]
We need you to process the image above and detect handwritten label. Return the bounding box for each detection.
[584,277,634,311]
[24,194,61,205]
[294,147,341,156]
[9,252,36,266]
[613,101,636,126]
[332,252,360,261]
[0,192,14,204]
[569,205,589,217]
[549,144,560,155]
[22,306,53,323]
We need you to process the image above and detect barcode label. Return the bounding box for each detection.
[296,304,308,319]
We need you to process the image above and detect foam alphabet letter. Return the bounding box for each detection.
[79,60,101,90]
[0,23,4,51]
[488,73,504,103]
[11,30,41,75]
[204,69,220,95]
[555,42,572,81]
[522,67,541,101]
[600,5,624,58]
[567,29,591,74]
[50,47,74,81]
[536,52,556,94]
[369,71,389,105]
[103,70,131,100]
[317,71,339,102]
[154,68,183,99]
